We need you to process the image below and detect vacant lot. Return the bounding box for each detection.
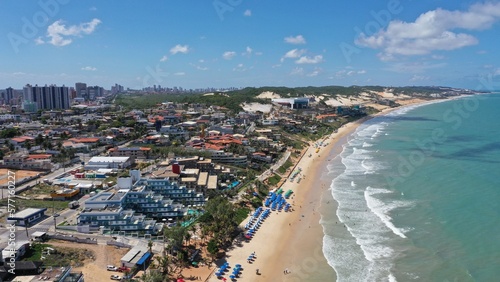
[0,168,41,186]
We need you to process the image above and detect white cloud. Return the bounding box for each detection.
[281,49,306,62]
[242,46,253,56]
[46,18,101,46]
[190,62,208,71]
[170,44,190,54]
[284,35,306,44]
[223,51,236,60]
[387,62,447,73]
[244,9,252,16]
[81,66,97,71]
[34,37,44,45]
[410,75,431,82]
[307,68,322,77]
[295,55,323,64]
[356,2,500,59]
[290,67,304,75]
[335,69,366,78]
[160,55,168,62]
[174,72,185,76]
[233,63,246,72]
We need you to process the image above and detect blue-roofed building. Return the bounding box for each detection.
[7,208,47,226]
[77,174,205,234]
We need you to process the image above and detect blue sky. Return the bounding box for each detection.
[1,0,500,91]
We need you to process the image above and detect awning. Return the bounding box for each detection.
[137,252,152,265]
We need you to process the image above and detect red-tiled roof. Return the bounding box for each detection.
[70,137,100,143]
[27,154,52,160]
[11,136,35,143]
[316,114,338,119]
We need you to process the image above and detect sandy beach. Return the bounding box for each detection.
[207,98,446,282]
[207,115,373,282]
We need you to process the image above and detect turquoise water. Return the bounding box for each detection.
[321,94,500,281]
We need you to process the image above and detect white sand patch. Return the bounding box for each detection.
[242,102,273,113]
[373,91,395,98]
[327,95,370,106]
[364,103,391,111]
[256,91,281,99]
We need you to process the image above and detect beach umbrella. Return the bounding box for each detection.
[177,279,185,282]
[229,275,235,279]
[235,264,241,268]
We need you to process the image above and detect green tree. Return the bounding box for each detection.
[139,269,165,282]
[164,225,187,253]
[207,239,218,262]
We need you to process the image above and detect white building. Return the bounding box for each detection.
[84,156,132,170]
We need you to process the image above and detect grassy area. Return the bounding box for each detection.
[234,207,251,224]
[19,183,59,197]
[0,198,70,214]
[23,243,52,261]
[267,174,282,186]
[277,159,293,174]
[23,242,94,267]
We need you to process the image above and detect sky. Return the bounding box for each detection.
[1,0,500,91]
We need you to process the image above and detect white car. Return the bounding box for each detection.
[110,274,122,280]
[107,265,118,271]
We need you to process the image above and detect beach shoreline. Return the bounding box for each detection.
[206,96,463,282]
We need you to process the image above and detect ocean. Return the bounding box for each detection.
[320,93,500,282]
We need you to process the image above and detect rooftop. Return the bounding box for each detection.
[8,208,47,219]
[88,156,130,163]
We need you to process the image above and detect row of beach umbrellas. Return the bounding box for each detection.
[216,262,243,280]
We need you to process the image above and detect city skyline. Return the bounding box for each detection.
[1,1,500,91]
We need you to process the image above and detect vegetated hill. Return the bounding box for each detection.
[115,85,471,111]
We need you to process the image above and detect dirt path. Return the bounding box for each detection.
[48,240,130,282]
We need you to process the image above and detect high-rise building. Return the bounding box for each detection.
[75,82,87,99]
[86,85,104,100]
[24,84,71,110]
[111,83,124,94]
[5,87,14,105]
[22,101,37,112]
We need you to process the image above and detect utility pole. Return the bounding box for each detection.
[24,219,29,239]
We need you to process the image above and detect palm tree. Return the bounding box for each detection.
[148,240,154,253]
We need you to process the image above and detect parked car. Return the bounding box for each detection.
[107,265,118,271]
[117,266,130,272]
[110,274,122,280]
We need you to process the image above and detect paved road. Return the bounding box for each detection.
[257,151,291,182]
